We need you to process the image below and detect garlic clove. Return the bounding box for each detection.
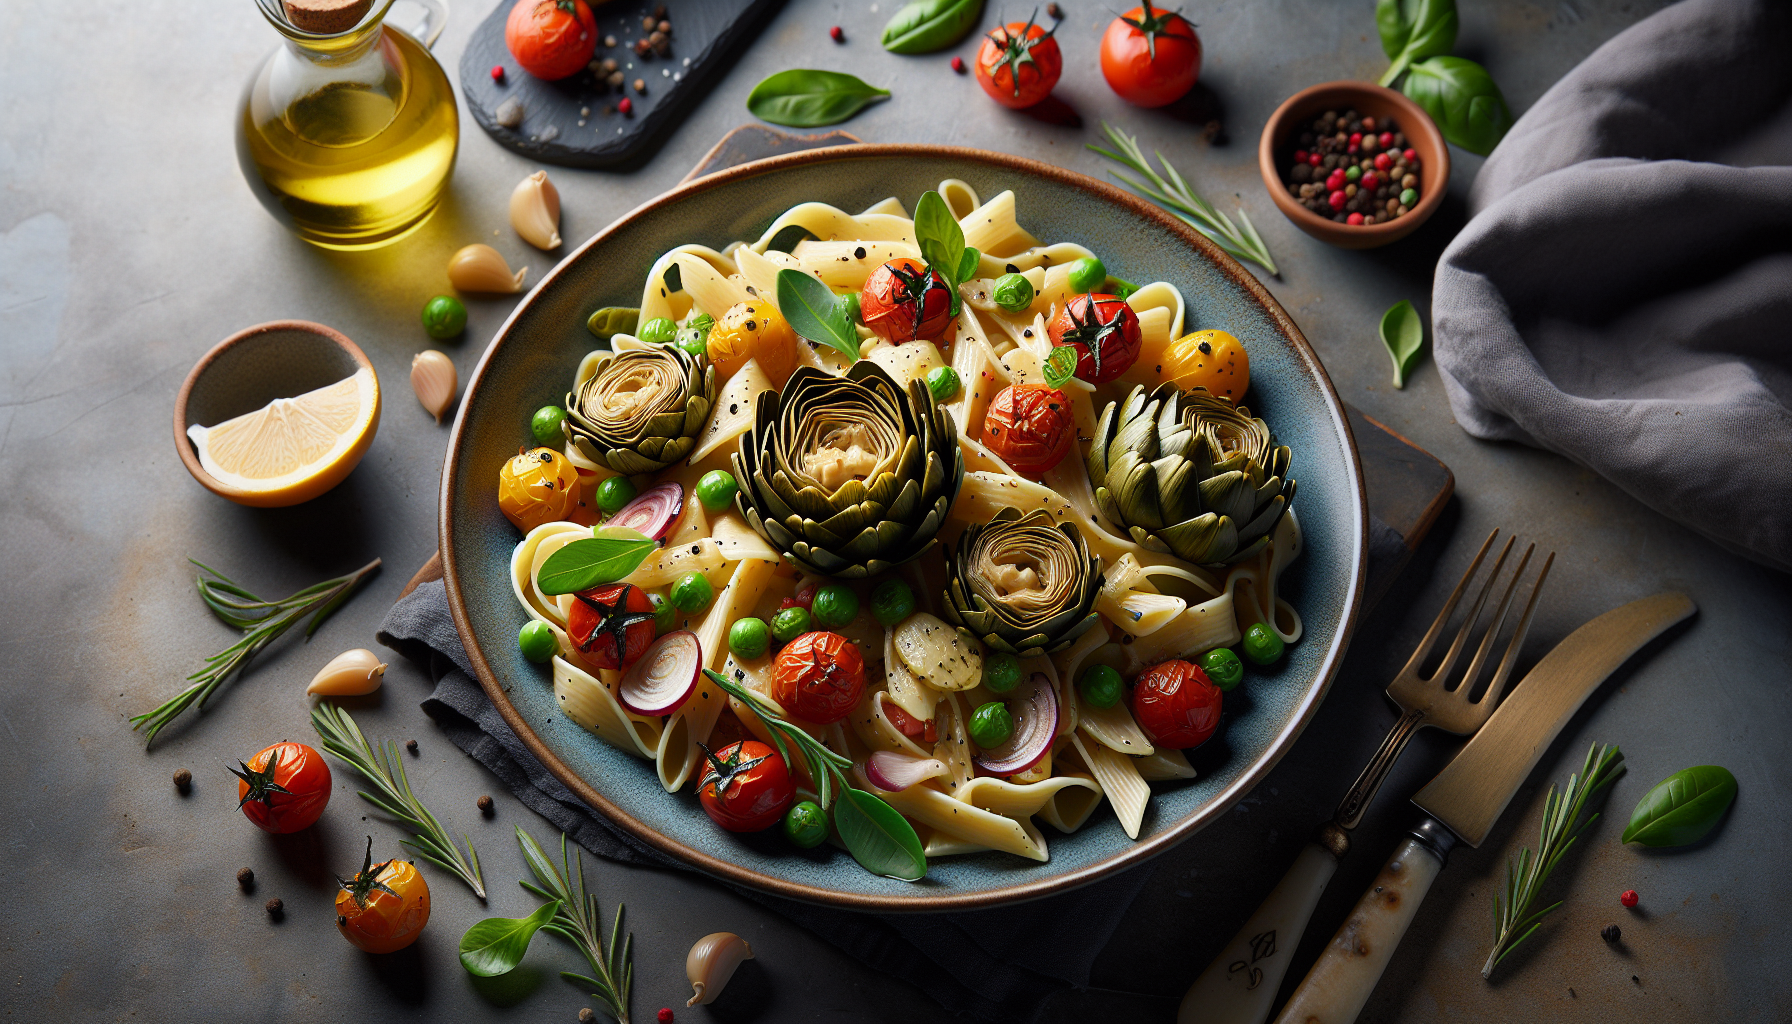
[686,932,753,1007]
[448,243,527,294]
[510,170,563,250]
[411,350,458,423]
[308,648,388,696]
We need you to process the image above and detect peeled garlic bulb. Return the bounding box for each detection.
[412,350,458,423]
[686,932,753,1007]
[308,649,387,696]
[448,243,526,294]
[510,170,562,250]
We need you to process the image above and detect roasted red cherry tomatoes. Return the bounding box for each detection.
[698,740,796,832]
[861,258,954,342]
[232,741,331,834]
[1050,293,1142,384]
[335,837,431,954]
[983,383,1076,475]
[1132,660,1222,749]
[1100,2,1203,108]
[773,631,866,725]
[975,17,1062,109]
[505,0,598,81]
[568,582,658,670]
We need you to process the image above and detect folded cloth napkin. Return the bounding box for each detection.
[1432,0,1792,572]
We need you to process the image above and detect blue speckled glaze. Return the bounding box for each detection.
[441,148,1365,911]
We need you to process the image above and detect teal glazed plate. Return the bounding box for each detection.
[441,146,1366,911]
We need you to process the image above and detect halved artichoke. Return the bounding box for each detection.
[943,507,1104,657]
[564,346,715,475]
[733,361,963,579]
[1087,383,1295,567]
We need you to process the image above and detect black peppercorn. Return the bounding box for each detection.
[172,767,192,792]
[1601,924,1621,943]
[237,867,255,889]
[266,898,284,918]
[337,915,347,926]
[478,795,495,815]
[405,739,419,754]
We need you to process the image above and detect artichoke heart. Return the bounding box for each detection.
[1087,383,1295,568]
[943,507,1104,657]
[734,362,963,579]
[564,346,715,475]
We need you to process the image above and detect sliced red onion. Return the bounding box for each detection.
[972,672,1059,776]
[863,750,947,792]
[609,482,684,542]
[617,629,700,715]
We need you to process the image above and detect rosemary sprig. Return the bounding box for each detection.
[311,703,486,899]
[702,669,855,810]
[1484,742,1625,978]
[516,827,632,1024]
[131,558,381,745]
[1088,122,1280,277]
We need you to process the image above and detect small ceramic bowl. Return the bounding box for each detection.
[1258,81,1450,250]
[174,320,380,507]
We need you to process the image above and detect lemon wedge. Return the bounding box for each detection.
[187,367,380,506]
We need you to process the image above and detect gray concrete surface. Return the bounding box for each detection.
[4,0,1788,1021]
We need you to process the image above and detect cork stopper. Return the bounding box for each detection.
[283,0,372,33]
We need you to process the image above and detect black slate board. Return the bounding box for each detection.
[460,0,784,169]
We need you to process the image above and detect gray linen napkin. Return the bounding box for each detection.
[1432,0,1792,572]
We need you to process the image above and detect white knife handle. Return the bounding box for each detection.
[1272,821,1456,1024]
[1178,827,1347,1024]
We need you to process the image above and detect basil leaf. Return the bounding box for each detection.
[747,69,890,128]
[833,786,927,880]
[459,899,561,977]
[1104,275,1139,300]
[957,246,981,283]
[1376,0,1458,85]
[536,527,657,595]
[1042,346,1078,390]
[1379,299,1424,389]
[914,190,966,286]
[1403,56,1513,156]
[1621,765,1737,847]
[777,269,861,361]
[880,0,985,54]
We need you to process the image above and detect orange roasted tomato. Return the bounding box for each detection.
[335,837,431,954]
[983,383,1075,475]
[860,258,954,343]
[708,301,797,382]
[975,17,1062,109]
[1132,660,1222,749]
[567,582,657,670]
[697,740,796,832]
[231,741,331,834]
[1100,2,1203,108]
[498,447,579,531]
[773,631,866,725]
[504,0,598,81]
[1161,329,1249,401]
[1049,293,1142,384]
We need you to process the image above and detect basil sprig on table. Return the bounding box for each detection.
[1376,0,1458,85]
[459,900,560,977]
[747,69,890,128]
[881,0,985,54]
[1621,765,1738,847]
[536,526,658,596]
[1374,0,1513,155]
[1379,300,1424,389]
[777,269,862,361]
[913,189,981,317]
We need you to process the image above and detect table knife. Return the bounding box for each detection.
[1268,591,1695,1024]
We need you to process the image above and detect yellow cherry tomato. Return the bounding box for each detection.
[334,846,430,954]
[498,446,579,531]
[1162,329,1250,401]
[710,301,796,385]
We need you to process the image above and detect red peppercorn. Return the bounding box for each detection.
[618,97,633,115]
[1361,116,1376,131]
[1347,212,1364,226]
[1348,144,1360,154]
[1361,172,1379,190]
[490,65,505,83]
[1379,131,1395,148]
[1620,889,1639,908]
[657,1009,675,1024]
[1374,152,1393,172]
[829,24,844,42]
[1293,149,1308,163]
[1404,148,1418,162]
[1329,190,1347,211]
[1325,169,1346,190]
[1349,132,1362,145]
[1307,152,1321,167]
[950,55,964,73]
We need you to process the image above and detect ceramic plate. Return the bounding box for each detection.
[441,146,1365,911]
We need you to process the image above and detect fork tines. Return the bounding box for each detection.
[1402,529,1555,707]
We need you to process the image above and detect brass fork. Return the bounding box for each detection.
[1178,529,1553,1024]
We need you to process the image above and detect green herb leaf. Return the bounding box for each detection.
[1088,123,1279,276]
[746,69,890,128]
[777,269,861,361]
[459,899,561,977]
[1379,300,1425,389]
[880,0,985,53]
[1042,346,1078,390]
[1376,0,1458,86]
[957,246,982,284]
[586,308,640,343]
[1402,56,1513,156]
[914,190,967,285]
[834,786,928,880]
[1621,765,1737,847]
[536,527,657,595]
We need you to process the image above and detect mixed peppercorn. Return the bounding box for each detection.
[1282,109,1422,226]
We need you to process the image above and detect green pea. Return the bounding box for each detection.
[675,314,713,359]
[422,295,467,339]
[783,800,828,848]
[518,619,558,663]
[696,470,739,511]
[1400,188,1419,207]
[870,579,916,627]
[1241,623,1285,666]
[649,591,676,634]
[811,584,859,628]
[1078,664,1123,709]
[925,365,961,402]
[968,701,1014,749]
[1066,256,1106,294]
[771,606,812,644]
[729,617,770,659]
[983,652,1021,693]
[638,316,677,345]
[991,272,1035,313]
[1345,165,1362,183]
[670,572,714,613]
[594,476,638,515]
[1201,648,1245,691]
[530,405,566,445]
